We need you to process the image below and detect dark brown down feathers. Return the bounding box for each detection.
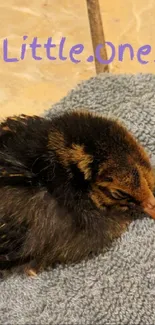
[0,110,155,275]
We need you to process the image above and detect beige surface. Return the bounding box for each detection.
[0,0,154,118]
[100,0,155,74]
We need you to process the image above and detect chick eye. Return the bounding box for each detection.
[110,190,129,200]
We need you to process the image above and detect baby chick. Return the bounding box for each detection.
[0,110,154,275]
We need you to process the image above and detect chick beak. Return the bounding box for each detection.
[142,192,155,219]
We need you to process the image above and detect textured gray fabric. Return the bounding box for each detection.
[0,73,155,325]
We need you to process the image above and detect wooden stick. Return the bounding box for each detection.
[86,0,109,73]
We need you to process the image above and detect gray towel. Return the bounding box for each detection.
[0,73,155,325]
